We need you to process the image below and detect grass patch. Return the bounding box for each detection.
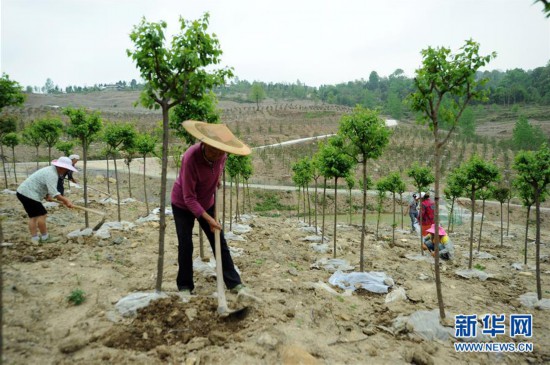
[67,288,86,305]
[254,192,293,212]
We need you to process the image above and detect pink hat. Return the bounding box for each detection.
[52,156,78,172]
[426,224,446,236]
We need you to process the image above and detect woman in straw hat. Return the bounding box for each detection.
[171,121,252,295]
[16,156,76,243]
[57,154,79,195]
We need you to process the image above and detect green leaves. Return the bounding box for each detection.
[456,155,500,192]
[127,13,232,110]
[0,73,25,112]
[407,162,434,193]
[64,107,103,148]
[409,39,496,131]
[338,106,390,161]
[513,144,550,195]
[317,137,354,180]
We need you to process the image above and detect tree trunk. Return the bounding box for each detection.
[296,184,300,222]
[302,186,306,223]
[524,205,531,265]
[247,180,252,214]
[1,144,7,189]
[448,198,455,232]
[235,176,240,221]
[376,196,381,240]
[222,170,226,232]
[143,155,149,214]
[535,194,542,300]
[127,162,132,198]
[399,193,404,230]
[349,188,352,225]
[154,103,170,293]
[35,146,39,170]
[307,185,311,226]
[418,191,424,255]
[229,177,233,231]
[111,156,120,221]
[106,156,111,194]
[48,146,52,165]
[322,177,327,245]
[11,146,17,184]
[477,199,486,252]
[468,188,476,269]
[0,217,4,365]
[333,180,338,258]
[314,178,319,234]
[500,202,504,247]
[360,160,367,272]
[433,136,445,319]
[506,198,511,236]
[82,140,89,227]
[392,192,396,246]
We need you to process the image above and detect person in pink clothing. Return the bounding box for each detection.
[171,121,251,294]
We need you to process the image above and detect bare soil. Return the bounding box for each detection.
[2,175,550,364]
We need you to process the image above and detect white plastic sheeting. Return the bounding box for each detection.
[455,269,493,281]
[328,271,393,293]
[115,292,169,317]
[393,310,455,342]
[310,258,354,272]
[519,292,550,310]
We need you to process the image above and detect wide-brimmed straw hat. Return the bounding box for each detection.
[68,154,80,160]
[182,120,251,156]
[426,224,446,236]
[52,156,78,172]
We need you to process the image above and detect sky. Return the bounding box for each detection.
[1,0,549,89]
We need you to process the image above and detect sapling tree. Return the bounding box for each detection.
[408,39,495,319]
[291,158,310,223]
[65,107,102,227]
[226,154,241,229]
[35,118,63,163]
[444,170,465,232]
[407,162,434,252]
[22,122,43,170]
[386,172,406,245]
[338,106,390,271]
[317,136,354,258]
[513,144,550,300]
[311,157,322,234]
[374,178,389,240]
[493,186,510,247]
[135,133,157,215]
[128,14,232,292]
[3,133,19,184]
[103,123,137,222]
[514,179,544,265]
[0,116,17,188]
[241,155,254,214]
[459,155,500,269]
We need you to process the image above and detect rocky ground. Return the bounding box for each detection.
[2,176,550,365]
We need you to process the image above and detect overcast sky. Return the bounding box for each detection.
[1,0,549,89]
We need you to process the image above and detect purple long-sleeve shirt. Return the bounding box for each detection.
[171,143,226,218]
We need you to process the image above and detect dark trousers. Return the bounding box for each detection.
[172,203,241,292]
[57,177,65,196]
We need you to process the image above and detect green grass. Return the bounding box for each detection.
[67,288,86,305]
